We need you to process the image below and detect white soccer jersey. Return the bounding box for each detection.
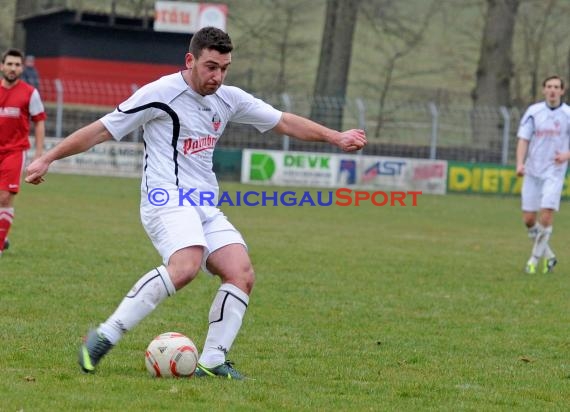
[101,72,282,202]
[517,101,570,179]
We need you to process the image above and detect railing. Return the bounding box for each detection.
[37,78,522,165]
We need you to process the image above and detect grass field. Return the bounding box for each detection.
[2,174,570,411]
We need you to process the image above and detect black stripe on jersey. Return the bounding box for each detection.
[142,139,149,189]
[118,102,181,187]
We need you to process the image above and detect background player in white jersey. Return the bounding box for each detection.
[515,75,570,274]
[25,27,367,379]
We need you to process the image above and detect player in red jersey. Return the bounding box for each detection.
[0,48,47,256]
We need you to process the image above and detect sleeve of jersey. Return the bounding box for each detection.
[100,86,158,141]
[228,88,282,133]
[517,108,534,140]
[29,89,47,122]
[565,105,570,130]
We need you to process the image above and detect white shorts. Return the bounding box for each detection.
[140,192,246,273]
[521,174,564,212]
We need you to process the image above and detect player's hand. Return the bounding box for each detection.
[554,151,568,165]
[336,129,367,152]
[25,158,49,185]
[515,164,524,177]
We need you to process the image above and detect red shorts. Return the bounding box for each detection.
[0,151,26,193]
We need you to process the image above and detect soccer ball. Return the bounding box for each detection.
[144,332,199,378]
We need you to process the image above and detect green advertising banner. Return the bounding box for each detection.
[447,161,570,197]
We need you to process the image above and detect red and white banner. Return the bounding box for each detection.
[154,1,227,33]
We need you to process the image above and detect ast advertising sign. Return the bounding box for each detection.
[359,156,447,194]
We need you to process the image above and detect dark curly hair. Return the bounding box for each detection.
[189,26,233,58]
[2,48,24,64]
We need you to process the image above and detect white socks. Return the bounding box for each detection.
[96,272,249,367]
[199,283,249,368]
[99,266,176,344]
[529,224,553,263]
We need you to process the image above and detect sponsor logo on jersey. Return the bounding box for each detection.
[0,107,21,118]
[212,113,221,132]
[535,125,561,138]
[183,135,218,155]
[535,118,562,138]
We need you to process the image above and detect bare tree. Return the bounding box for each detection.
[518,0,556,102]
[473,0,519,107]
[272,2,301,95]
[226,0,319,95]
[310,0,360,130]
[0,0,16,51]
[471,0,519,144]
[549,4,570,102]
[358,0,438,138]
[512,0,570,108]
[12,0,40,49]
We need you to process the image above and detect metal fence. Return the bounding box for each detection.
[39,78,523,165]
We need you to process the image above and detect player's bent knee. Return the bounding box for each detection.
[223,264,255,294]
[523,217,535,227]
[167,259,200,290]
[242,265,255,293]
[167,247,203,289]
[522,212,536,227]
[539,210,555,227]
[0,191,13,206]
[168,263,201,289]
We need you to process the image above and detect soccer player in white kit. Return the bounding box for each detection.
[515,75,570,274]
[25,27,367,379]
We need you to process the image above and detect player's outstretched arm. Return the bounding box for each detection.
[25,120,113,185]
[272,112,367,152]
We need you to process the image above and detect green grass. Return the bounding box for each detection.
[2,174,570,411]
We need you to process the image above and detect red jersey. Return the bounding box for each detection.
[0,80,47,152]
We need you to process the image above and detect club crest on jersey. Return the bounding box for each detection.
[183,135,218,155]
[212,113,221,132]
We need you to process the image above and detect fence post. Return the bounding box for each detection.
[428,102,439,159]
[499,106,510,165]
[54,79,64,138]
[281,93,291,151]
[355,98,366,155]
